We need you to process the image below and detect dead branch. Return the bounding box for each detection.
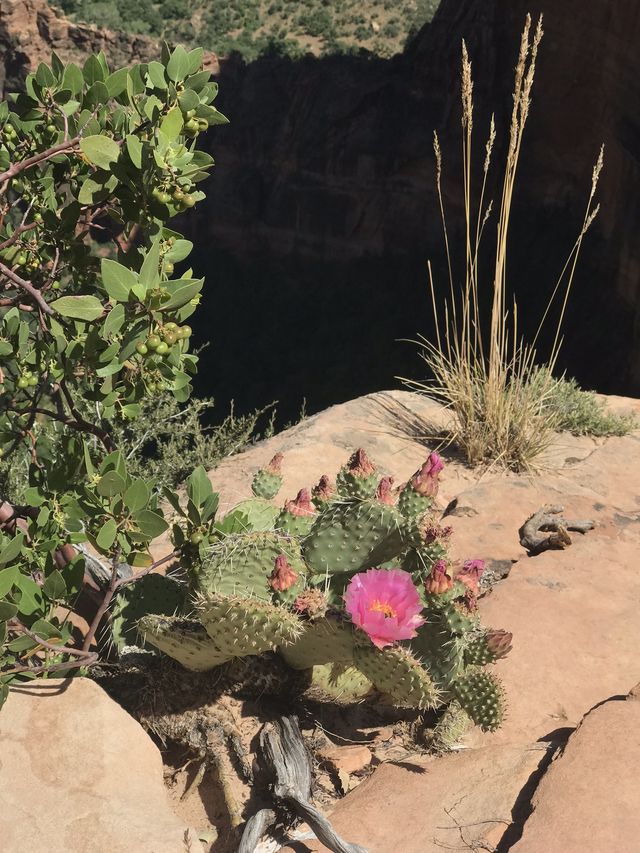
[240,715,369,853]
[519,505,594,555]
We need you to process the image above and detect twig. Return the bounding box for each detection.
[519,505,594,555]
[81,550,178,652]
[0,260,54,315]
[238,809,277,853]
[0,136,81,184]
[250,716,369,853]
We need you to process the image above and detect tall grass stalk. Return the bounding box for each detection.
[405,14,603,471]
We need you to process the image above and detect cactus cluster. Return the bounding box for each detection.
[130,448,511,737]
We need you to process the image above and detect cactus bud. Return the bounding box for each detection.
[283,488,316,517]
[348,448,376,476]
[252,453,284,500]
[336,448,379,499]
[266,452,284,474]
[312,474,336,508]
[410,452,444,498]
[485,629,513,659]
[376,476,396,505]
[269,555,299,592]
[424,559,453,595]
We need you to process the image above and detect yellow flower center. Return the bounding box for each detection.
[368,599,396,618]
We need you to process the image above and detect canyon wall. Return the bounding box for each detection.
[1,0,638,418]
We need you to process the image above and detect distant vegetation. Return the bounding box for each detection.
[53,0,441,60]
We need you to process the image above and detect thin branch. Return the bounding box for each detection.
[0,135,81,184]
[0,260,54,315]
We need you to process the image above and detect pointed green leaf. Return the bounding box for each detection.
[167,45,190,82]
[0,533,24,567]
[0,601,18,622]
[43,570,67,602]
[160,106,184,141]
[105,67,129,98]
[101,258,138,302]
[133,509,168,539]
[139,238,161,290]
[125,134,143,168]
[186,466,212,508]
[80,135,120,169]
[50,295,103,322]
[124,479,150,513]
[96,518,118,551]
[96,470,126,497]
[0,566,19,597]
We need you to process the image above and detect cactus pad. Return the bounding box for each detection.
[111,574,187,652]
[138,615,231,671]
[425,700,471,752]
[279,614,357,669]
[354,644,440,709]
[197,594,304,659]
[302,499,405,576]
[251,453,284,500]
[195,531,306,600]
[336,449,379,500]
[230,498,279,531]
[453,669,506,732]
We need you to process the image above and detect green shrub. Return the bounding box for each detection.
[0,45,230,706]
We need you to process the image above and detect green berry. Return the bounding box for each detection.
[135,342,148,356]
[146,382,157,393]
[172,189,184,202]
[164,322,177,331]
[190,532,204,545]
[33,212,42,223]
[147,334,161,350]
[16,254,27,266]
[46,124,56,134]
[17,376,29,389]
[178,325,192,339]
[185,119,199,132]
[163,331,177,346]
[155,341,169,356]
[182,194,195,208]
[52,280,61,290]
[164,262,174,275]
[28,375,37,387]
[186,109,196,119]
[197,119,208,131]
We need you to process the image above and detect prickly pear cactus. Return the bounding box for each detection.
[251,453,284,500]
[135,447,510,741]
[111,573,187,651]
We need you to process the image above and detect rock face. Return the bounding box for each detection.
[1,0,638,417]
[512,687,640,853]
[0,678,203,853]
[188,0,640,417]
[149,388,640,851]
[0,0,157,95]
[0,0,218,97]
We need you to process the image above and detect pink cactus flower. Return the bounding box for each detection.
[269,555,299,591]
[457,558,486,596]
[410,452,444,498]
[344,568,425,649]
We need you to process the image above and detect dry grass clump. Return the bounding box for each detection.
[404,15,604,471]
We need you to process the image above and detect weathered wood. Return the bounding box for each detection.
[254,716,369,853]
[237,808,277,853]
[520,505,594,555]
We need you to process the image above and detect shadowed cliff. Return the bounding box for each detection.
[1,0,638,422]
